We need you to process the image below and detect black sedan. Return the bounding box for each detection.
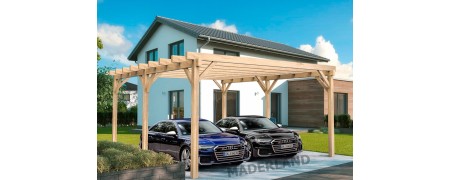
[215,115,302,160]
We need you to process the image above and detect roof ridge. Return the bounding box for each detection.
[157,16,300,49]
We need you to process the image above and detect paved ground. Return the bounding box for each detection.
[276,162,353,180]
[185,151,353,180]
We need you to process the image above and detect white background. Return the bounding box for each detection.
[1,0,450,179]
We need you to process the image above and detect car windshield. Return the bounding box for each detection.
[239,118,279,130]
[177,121,222,135]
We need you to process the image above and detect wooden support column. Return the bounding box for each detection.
[139,71,159,150]
[112,76,129,142]
[190,59,200,179]
[327,71,335,157]
[255,77,277,118]
[112,78,118,142]
[212,80,232,119]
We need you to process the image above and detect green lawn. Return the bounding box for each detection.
[97,127,353,156]
[299,132,353,156]
[97,126,141,146]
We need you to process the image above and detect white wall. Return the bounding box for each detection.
[122,90,138,109]
[136,24,197,126]
[199,42,296,125]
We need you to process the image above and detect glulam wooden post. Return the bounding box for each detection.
[190,59,200,179]
[112,78,118,142]
[327,71,335,157]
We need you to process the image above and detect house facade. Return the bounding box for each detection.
[128,16,342,127]
[120,82,138,109]
[288,78,353,127]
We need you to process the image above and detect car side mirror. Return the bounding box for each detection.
[167,131,177,136]
[226,126,239,134]
[277,124,282,128]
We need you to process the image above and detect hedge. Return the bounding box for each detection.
[97,111,137,126]
[324,114,353,128]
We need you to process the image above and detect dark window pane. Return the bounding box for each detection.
[179,42,184,55]
[214,49,225,55]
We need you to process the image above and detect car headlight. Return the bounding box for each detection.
[255,138,272,144]
[199,145,215,150]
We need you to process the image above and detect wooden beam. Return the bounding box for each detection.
[115,69,123,75]
[184,69,192,85]
[190,59,200,179]
[220,71,321,83]
[130,65,139,71]
[171,55,186,62]
[268,79,278,92]
[148,61,158,67]
[159,58,171,65]
[317,70,330,87]
[315,76,329,89]
[255,76,267,91]
[187,52,335,71]
[224,82,232,92]
[327,72,335,157]
[213,80,222,90]
[199,62,216,78]
[138,63,149,69]
[117,60,193,79]
[122,67,131,73]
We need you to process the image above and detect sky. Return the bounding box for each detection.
[97,0,353,80]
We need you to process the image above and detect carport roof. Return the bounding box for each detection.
[112,52,335,84]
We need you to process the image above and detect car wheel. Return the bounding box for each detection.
[246,140,256,161]
[180,147,191,171]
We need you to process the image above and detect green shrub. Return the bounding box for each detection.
[103,149,137,171]
[97,141,140,155]
[97,155,110,173]
[338,114,352,128]
[97,141,174,173]
[324,114,338,127]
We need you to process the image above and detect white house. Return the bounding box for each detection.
[127,16,329,127]
[120,82,138,109]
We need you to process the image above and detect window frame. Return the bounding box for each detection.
[334,92,348,115]
[146,48,158,62]
[169,90,185,119]
[168,40,184,57]
[213,48,240,56]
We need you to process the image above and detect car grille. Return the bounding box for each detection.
[214,144,244,161]
[271,138,298,154]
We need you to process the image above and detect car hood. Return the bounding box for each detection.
[245,128,295,139]
[183,133,242,145]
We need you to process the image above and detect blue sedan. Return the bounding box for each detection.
[140,118,251,171]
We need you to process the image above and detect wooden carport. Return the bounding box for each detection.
[108,52,336,179]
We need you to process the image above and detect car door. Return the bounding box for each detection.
[159,122,180,158]
[148,122,164,151]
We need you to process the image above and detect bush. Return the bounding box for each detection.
[97,141,174,173]
[97,156,110,173]
[338,114,352,128]
[97,141,140,155]
[97,111,137,126]
[324,114,338,127]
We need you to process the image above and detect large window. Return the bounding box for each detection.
[213,48,240,56]
[169,40,184,56]
[169,90,184,119]
[334,93,348,115]
[146,48,158,62]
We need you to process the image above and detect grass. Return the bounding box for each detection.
[299,132,353,156]
[97,126,141,146]
[97,126,353,156]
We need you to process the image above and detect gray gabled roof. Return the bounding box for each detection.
[128,16,329,62]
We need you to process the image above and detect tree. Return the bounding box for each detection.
[97,36,103,61]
